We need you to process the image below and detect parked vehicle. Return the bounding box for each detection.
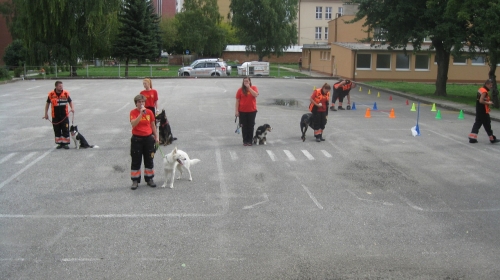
[178,58,230,77]
[237,61,270,76]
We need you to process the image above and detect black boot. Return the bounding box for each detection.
[315,135,321,142]
[320,134,325,141]
[490,135,499,144]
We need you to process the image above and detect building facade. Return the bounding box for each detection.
[297,0,345,45]
[152,0,177,18]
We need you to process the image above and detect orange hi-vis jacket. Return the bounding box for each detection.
[477,87,490,114]
[309,88,330,112]
[48,90,70,118]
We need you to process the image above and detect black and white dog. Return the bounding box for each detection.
[69,125,98,149]
[253,124,272,145]
[156,109,176,146]
[300,113,313,142]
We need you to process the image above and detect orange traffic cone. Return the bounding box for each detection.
[365,108,371,118]
[389,95,393,101]
[389,108,395,118]
[406,100,409,105]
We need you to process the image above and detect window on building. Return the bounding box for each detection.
[338,7,343,16]
[373,27,387,41]
[396,54,410,70]
[471,56,485,65]
[315,27,322,40]
[325,7,332,20]
[325,27,328,40]
[415,55,430,70]
[356,54,371,69]
[376,54,391,70]
[316,7,322,19]
[320,51,331,60]
[453,56,467,65]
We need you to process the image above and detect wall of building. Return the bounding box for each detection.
[217,0,231,22]
[221,52,301,64]
[329,15,367,43]
[298,0,344,45]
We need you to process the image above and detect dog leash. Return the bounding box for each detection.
[46,111,74,125]
[155,143,165,157]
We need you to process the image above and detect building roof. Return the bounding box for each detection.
[224,45,303,53]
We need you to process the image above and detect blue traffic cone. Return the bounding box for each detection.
[351,102,356,110]
[373,102,378,110]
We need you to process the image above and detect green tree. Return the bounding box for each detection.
[230,0,298,61]
[3,39,26,68]
[8,0,121,76]
[220,21,240,45]
[447,0,500,107]
[176,0,226,57]
[159,17,179,54]
[113,0,161,77]
[349,0,469,97]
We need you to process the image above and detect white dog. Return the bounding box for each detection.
[161,147,200,189]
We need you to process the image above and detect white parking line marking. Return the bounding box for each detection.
[113,102,130,113]
[301,150,315,160]
[266,150,276,161]
[229,150,238,161]
[15,152,37,164]
[243,193,269,209]
[284,150,296,161]
[0,153,17,164]
[321,150,332,157]
[0,148,54,190]
[26,86,42,91]
[301,185,323,209]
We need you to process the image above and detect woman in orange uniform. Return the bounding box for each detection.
[140,78,158,115]
[309,83,331,142]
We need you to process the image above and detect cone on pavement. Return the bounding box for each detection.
[431,103,437,112]
[389,95,392,101]
[313,86,316,90]
[373,102,378,110]
[377,92,380,97]
[365,108,371,118]
[368,89,371,94]
[458,110,465,119]
[351,102,357,110]
[359,86,362,92]
[406,100,409,105]
[389,108,395,118]
[411,103,416,111]
[435,110,442,119]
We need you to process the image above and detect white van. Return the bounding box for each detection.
[237,61,270,76]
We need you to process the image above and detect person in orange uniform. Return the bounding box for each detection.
[140,78,158,115]
[309,83,331,142]
[468,79,499,144]
[330,79,356,111]
[130,95,159,190]
[43,81,74,149]
[235,77,259,146]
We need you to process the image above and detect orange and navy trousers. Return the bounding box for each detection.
[52,115,70,145]
[130,134,155,183]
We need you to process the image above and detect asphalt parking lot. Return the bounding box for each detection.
[1,78,499,279]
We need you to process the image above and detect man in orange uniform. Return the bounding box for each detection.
[468,79,500,144]
[309,83,331,142]
[43,81,74,149]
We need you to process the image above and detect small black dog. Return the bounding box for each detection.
[253,124,272,145]
[300,113,313,142]
[156,109,176,145]
[69,125,98,149]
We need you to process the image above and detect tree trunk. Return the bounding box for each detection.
[433,40,449,97]
[488,60,499,109]
[125,58,129,77]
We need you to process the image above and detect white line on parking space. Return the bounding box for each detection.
[15,152,37,164]
[113,102,130,113]
[26,86,42,91]
[301,184,323,209]
[229,150,238,161]
[243,193,269,209]
[321,150,332,158]
[283,150,296,161]
[0,153,17,164]
[301,150,315,160]
[0,148,54,190]
[266,150,276,161]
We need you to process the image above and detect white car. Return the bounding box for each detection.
[178,58,230,77]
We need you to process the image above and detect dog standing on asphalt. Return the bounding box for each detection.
[300,113,313,142]
[161,147,200,189]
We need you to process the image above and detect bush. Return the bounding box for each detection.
[0,67,10,79]
[13,67,23,77]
